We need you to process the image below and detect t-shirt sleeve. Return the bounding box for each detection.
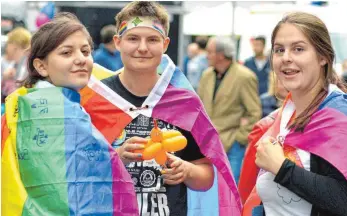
[101,76,114,87]
[177,129,205,162]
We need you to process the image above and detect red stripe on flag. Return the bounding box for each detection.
[81,88,133,144]
[242,187,262,216]
[1,115,10,155]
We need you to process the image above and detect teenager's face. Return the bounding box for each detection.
[114,27,170,74]
[272,23,326,95]
[35,30,93,90]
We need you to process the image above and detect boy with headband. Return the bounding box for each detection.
[81,2,241,215]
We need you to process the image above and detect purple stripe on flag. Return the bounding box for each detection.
[108,145,139,215]
[286,107,347,179]
[152,85,242,214]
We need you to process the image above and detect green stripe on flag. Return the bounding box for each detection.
[16,87,70,215]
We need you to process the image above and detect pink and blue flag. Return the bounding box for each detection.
[81,54,242,215]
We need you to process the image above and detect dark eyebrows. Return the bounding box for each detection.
[57,43,90,50]
[57,45,73,50]
[274,40,307,47]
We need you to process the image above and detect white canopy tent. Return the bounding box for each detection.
[183,1,347,36]
[183,2,347,65]
[183,2,237,36]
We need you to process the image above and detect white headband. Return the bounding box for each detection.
[118,16,166,37]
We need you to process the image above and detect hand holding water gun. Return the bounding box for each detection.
[134,119,187,165]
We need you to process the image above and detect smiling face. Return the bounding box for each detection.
[34,30,93,90]
[114,27,170,74]
[272,23,327,96]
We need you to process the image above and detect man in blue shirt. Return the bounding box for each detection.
[93,25,123,71]
[244,36,271,95]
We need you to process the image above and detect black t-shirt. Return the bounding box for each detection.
[102,75,204,216]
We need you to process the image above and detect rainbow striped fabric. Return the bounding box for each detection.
[1,87,138,215]
[81,54,242,216]
[118,21,127,36]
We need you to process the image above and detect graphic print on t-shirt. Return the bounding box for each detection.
[112,114,180,216]
[256,145,312,215]
[276,184,301,204]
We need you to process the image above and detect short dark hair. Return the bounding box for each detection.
[195,36,208,49]
[24,12,93,87]
[100,25,116,44]
[255,36,266,45]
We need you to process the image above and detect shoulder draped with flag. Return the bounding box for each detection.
[242,86,347,216]
[81,54,242,216]
[238,110,278,204]
[1,86,138,215]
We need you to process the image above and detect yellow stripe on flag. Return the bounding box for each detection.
[92,63,117,80]
[2,87,28,215]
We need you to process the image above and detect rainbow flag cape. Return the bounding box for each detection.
[1,86,138,215]
[242,86,347,216]
[81,54,242,215]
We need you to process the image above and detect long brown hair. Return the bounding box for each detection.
[23,12,93,87]
[270,12,347,132]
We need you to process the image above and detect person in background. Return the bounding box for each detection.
[198,36,261,184]
[93,24,123,71]
[1,27,31,73]
[244,36,271,95]
[260,72,288,118]
[186,36,209,90]
[182,42,199,76]
[1,27,31,103]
